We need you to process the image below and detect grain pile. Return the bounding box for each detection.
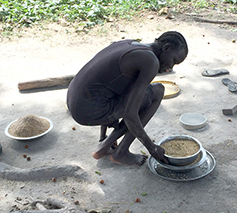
[8,115,50,137]
[161,139,200,157]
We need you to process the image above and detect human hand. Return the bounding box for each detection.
[150,145,169,164]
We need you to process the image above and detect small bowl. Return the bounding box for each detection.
[157,135,202,166]
[180,113,207,130]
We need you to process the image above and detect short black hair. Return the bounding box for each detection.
[155,31,188,54]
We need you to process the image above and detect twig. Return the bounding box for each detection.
[193,17,237,25]
[14,199,24,205]
[134,186,139,197]
[106,202,130,204]
[184,13,204,17]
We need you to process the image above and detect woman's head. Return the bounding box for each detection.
[155,31,188,54]
[154,31,188,73]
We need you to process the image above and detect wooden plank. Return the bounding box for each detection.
[18,75,75,91]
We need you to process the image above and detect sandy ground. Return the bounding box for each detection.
[0,11,237,213]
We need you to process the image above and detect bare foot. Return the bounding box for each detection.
[110,151,148,166]
[92,141,117,159]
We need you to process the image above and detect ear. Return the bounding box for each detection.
[162,43,171,52]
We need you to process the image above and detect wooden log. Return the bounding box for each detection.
[193,17,237,25]
[18,75,75,91]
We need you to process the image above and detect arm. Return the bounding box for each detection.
[120,50,167,162]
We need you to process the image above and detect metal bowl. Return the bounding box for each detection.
[156,148,207,171]
[180,113,207,130]
[157,135,202,166]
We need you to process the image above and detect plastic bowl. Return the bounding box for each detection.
[180,113,207,130]
[157,135,202,166]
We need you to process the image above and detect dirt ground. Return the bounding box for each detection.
[0,7,237,213]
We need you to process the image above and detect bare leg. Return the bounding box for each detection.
[110,83,164,166]
[99,125,117,149]
[93,83,164,164]
[92,121,128,159]
[110,133,148,166]
[99,125,107,142]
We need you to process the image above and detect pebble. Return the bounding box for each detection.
[147,15,154,20]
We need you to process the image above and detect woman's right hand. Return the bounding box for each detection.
[150,144,169,164]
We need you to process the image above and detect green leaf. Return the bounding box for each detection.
[95,171,101,175]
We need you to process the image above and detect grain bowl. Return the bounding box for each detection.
[158,135,202,166]
[5,115,53,140]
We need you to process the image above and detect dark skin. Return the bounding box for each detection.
[92,40,187,166]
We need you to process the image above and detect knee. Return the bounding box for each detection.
[151,83,165,101]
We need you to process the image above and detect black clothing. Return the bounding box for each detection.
[67,40,154,128]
